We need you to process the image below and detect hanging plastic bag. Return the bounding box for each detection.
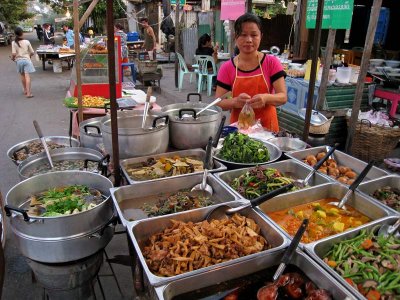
[238,102,255,130]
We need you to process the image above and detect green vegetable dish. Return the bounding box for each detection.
[218,132,270,164]
[323,226,400,299]
[230,166,298,199]
[26,185,105,217]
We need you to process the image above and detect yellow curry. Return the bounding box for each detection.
[268,198,370,243]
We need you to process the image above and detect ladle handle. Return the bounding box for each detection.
[33,120,44,138]
[250,183,294,207]
[349,160,375,192]
[388,218,400,236]
[204,136,213,170]
[273,219,309,281]
[304,143,338,185]
[213,116,226,148]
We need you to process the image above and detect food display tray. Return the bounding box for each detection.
[214,159,333,200]
[154,249,355,300]
[110,173,240,226]
[255,182,393,248]
[358,175,400,216]
[63,96,110,108]
[127,202,288,287]
[304,216,400,300]
[120,148,227,185]
[286,146,388,184]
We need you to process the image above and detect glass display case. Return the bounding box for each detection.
[69,36,122,98]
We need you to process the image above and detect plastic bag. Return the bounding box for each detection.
[238,102,255,130]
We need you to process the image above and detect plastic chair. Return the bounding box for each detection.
[176,53,195,91]
[121,62,136,83]
[195,55,217,96]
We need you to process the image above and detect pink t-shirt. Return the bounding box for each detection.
[216,54,285,93]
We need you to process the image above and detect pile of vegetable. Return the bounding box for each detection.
[218,132,270,163]
[372,186,400,212]
[141,189,213,217]
[323,227,400,299]
[27,185,104,217]
[230,166,297,199]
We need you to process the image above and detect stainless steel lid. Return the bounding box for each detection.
[298,109,328,125]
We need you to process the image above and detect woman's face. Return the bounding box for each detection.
[235,22,262,54]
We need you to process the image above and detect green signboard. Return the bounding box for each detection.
[306,0,354,29]
[171,0,186,5]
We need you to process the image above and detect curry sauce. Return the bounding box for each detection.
[268,198,370,243]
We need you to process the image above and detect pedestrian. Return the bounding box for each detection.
[35,24,43,41]
[62,24,75,48]
[11,27,35,98]
[114,23,128,64]
[139,17,156,60]
[43,24,55,45]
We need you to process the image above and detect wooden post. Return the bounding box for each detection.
[73,0,83,123]
[174,2,180,88]
[316,29,336,111]
[345,0,382,153]
[302,0,325,141]
[106,0,121,186]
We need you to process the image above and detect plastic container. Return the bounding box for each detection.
[350,67,360,83]
[52,60,62,73]
[336,67,351,83]
[127,32,139,42]
[328,69,336,83]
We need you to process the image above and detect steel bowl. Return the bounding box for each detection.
[7,136,80,166]
[213,140,282,169]
[268,137,308,152]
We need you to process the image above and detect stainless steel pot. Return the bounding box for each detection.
[17,147,105,181]
[79,117,103,150]
[161,93,222,149]
[7,136,80,165]
[101,110,169,159]
[5,171,115,263]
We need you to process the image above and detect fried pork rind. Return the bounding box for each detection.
[142,213,270,277]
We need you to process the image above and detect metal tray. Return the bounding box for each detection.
[154,249,355,300]
[304,216,400,300]
[214,159,333,200]
[256,183,393,247]
[213,140,282,169]
[286,146,388,184]
[120,148,227,185]
[7,136,80,166]
[110,173,240,227]
[127,203,288,287]
[358,175,400,215]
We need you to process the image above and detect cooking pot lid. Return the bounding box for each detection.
[298,108,328,125]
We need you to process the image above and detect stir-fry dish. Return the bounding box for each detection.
[267,198,371,243]
[26,185,104,217]
[23,160,98,178]
[141,189,213,217]
[323,227,400,300]
[372,186,400,212]
[173,267,331,300]
[218,132,270,164]
[126,156,203,181]
[303,151,357,185]
[143,213,270,277]
[230,166,298,199]
[14,141,65,161]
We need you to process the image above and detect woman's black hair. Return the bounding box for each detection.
[115,23,124,30]
[14,27,24,47]
[198,33,211,49]
[234,13,262,36]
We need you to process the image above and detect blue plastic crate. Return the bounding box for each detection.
[127,32,139,42]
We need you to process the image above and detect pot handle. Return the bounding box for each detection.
[12,145,29,161]
[213,116,226,148]
[151,115,169,128]
[178,109,197,119]
[4,205,30,222]
[83,125,101,135]
[186,93,202,102]
[99,154,111,177]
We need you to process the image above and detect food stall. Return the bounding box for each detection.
[36,45,76,71]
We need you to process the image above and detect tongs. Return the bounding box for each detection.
[141,87,152,129]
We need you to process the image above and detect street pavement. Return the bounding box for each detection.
[0,32,217,299]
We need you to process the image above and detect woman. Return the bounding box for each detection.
[216,13,287,132]
[43,24,55,45]
[114,23,128,63]
[195,33,218,63]
[11,27,35,98]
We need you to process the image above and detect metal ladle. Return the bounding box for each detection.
[196,91,232,117]
[141,87,152,129]
[206,183,295,221]
[33,120,54,168]
[190,137,214,198]
[329,160,375,210]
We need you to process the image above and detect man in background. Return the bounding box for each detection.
[139,17,156,60]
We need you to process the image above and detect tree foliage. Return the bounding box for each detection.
[0,0,35,25]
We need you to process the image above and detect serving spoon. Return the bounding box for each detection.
[378,217,400,238]
[33,120,54,168]
[329,160,375,210]
[190,137,213,198]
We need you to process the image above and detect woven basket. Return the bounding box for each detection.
[137,60,158,74]
[348,119,400,162]
[309,116,334,135]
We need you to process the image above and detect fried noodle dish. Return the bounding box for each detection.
[143,213,270,277]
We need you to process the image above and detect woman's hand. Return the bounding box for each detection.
[234,93,251,108]
[248,94,266,109]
